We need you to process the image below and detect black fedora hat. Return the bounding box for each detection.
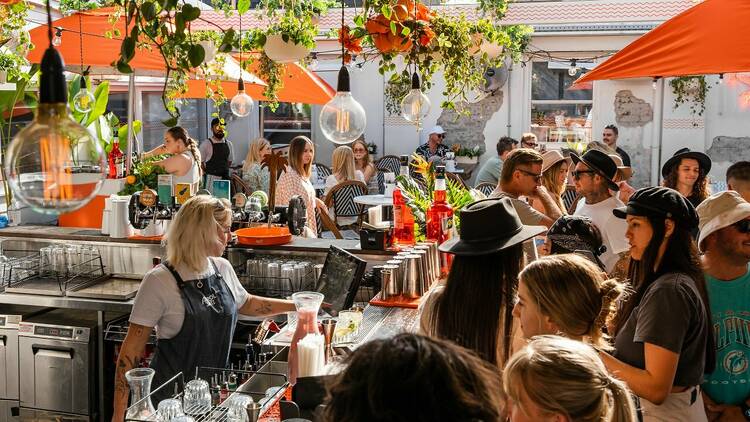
[661,148,712,178]
[439,198,546,256]
[570,149,620,191]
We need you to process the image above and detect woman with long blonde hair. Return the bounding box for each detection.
[112,196,295,418]
[276,136,327,237]
[512,254,625,349]
[324,146,365,195]
[504,336,637,422]
[531,150,569,216]
[352,138,379,194]
[241,137,271,193]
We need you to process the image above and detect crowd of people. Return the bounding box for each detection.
[321,126,750,422]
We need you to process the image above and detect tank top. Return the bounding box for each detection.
[173,152,200,192]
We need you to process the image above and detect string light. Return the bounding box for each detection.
[652,77,659,90]
[52,27,62,46]
[568,59,578,77]
[308,52,319,71]
[718,73,724,85]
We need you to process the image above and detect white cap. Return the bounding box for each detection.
[429,125,446,135]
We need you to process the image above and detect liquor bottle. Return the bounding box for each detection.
[211,375,221,406]
[426,166,453,274]
[108,138,124,179]
[228,364,238,390]
[392,188,415,246]
[219,378,229,403]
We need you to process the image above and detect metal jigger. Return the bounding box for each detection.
[321,318,337,364]
[246,402,261,422]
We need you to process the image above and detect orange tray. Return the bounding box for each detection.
[127,234,163,241]
[235,226,293,246]
[369,292,421,309]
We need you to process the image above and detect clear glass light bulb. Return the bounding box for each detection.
[230,91,253,117]
[568,66,578,77]
[319,92,366,144]
[73,87,96,113]
[652,78,658,89]
[401,88,431,124]
[52,35,61,46]
[6,103,107,214]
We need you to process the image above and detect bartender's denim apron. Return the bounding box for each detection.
[149,258,238,402]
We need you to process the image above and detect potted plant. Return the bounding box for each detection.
[262,13,317,64]
[451,144,482,164]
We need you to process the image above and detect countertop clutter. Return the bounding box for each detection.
[0,225,420,421]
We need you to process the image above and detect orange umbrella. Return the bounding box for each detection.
[575,0,750,85]
[232,54,335,105]
[27,8,166,75]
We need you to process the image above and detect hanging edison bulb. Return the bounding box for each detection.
[401,71,431,126]
[72,75,96,113]
[568,59,578,77]
[319,66,366,145]
[230,78,254,117]
[5,46,106,214]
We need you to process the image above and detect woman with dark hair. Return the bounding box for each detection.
[661,148,712,207]
[276,136,327,237]
[599,187,714,421]
[143,126,202,193]
[419,198,545,366]
[323,333,505,422]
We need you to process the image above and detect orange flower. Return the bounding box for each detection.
[365,14,390,35]
[419,26,435,47]
[0,0,22,5]
[338,25,363,55]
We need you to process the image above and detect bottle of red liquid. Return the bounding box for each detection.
[108,139,124,179]
[426,166,453,274]
[393,188,415,246]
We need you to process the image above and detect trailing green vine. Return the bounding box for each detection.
[670,76,710,117]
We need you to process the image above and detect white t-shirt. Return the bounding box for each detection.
[574,195,629,273]
[129,257,249,339]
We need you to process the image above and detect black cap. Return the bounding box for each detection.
[613,186,698,229]
[211,117,222,127]
[39,47,67,104]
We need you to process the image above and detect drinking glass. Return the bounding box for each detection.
[183,379,211,415]
[226,394,254,422]
[156,398,184,421]
[39,247,51,276]
[65,245,80,277]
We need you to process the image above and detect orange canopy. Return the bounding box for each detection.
[575,0,750,85]
[27,8,166,75]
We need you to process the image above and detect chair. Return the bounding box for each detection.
[231,174,252,196]
[376,170,385,194]
[375,155,401,175]
[475,182,496,197]
[445,171,467,189]
[316,208,342,239]
[313,163,332,178]
[562,186,579,214]
[323,181,368,229]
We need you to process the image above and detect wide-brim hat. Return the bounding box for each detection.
[696,191,750,252]
[439,198,546,256]
[608,154,634,181]
[542,150,570,173]
[613,186,699,229]
[661,148,712,178]
[570,149,620,191]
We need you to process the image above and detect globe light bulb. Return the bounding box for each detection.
[568,60,578,77]
[319,66,366,145]
[72,77,95,113]
[308,53,319,71]
[52,28,62,46]
[230,78,254,117]
[401,72,431,126]
[6,47,106,214]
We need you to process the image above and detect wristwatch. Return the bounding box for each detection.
[741,401,750,421]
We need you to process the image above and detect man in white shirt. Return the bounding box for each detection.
[572,149,629,274]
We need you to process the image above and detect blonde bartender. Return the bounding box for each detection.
[142,126,202,193]
[112,196,296,420]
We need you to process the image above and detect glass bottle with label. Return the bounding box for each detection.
[108,138,124,179]
[426,166,453,274]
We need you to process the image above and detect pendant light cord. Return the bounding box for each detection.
[46,0,53,47]
[340,0,344,65]
[78,0,84,74]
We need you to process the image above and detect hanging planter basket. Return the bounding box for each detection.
[263,34,311,63]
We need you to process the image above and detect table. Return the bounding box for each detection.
[353,194,394,206]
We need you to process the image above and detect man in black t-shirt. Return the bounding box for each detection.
[602,124,631,167]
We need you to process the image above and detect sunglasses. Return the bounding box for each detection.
[522,142,538,148]
[517,169,543,182]
[733,220,750,233]
[572,170,596,180]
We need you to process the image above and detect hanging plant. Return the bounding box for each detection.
[0,0,33,57]
[262,12,317,63]
[670,75,710,117]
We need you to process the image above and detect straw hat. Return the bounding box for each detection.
[541,150,569,173]
[608,154,634,181]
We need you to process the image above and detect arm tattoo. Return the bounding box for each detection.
[253,301,273,315]
[114,354,138,393]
